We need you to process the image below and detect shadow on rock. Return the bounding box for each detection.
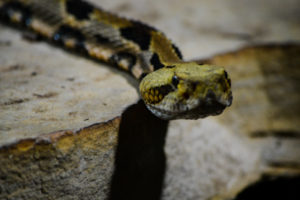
[109,100,169,200]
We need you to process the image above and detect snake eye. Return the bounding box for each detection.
[172,75,179,88]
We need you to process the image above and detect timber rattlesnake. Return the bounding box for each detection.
[0,0,232,119]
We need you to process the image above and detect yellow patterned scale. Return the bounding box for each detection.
[0,0,232,119]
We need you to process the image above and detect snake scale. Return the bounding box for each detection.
[0,0,232,120]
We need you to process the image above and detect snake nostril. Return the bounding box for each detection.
[191,82,197,91]
[206,89,216,100]
[183,92,189,99]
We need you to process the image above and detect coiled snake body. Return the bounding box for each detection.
[0,0,232,120]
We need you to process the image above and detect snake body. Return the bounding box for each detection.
[0,0,232,120]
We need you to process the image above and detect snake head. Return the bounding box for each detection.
[139,62,232,120]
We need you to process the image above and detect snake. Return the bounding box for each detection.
[0,0,232,120]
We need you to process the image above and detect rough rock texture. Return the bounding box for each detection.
[1,0,300,200]
[0,27,138,146]
[0,23,138,199]
[0,22,137,200]
[0,119,119,200]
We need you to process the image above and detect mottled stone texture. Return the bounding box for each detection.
[0,119,119,200]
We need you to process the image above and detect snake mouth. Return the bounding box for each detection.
[180,89,233,119]
[188,94,232,119]
[146,91,233,120]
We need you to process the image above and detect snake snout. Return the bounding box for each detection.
[216,69,232,107]
[226,92,233,106]
[205,89,216,102]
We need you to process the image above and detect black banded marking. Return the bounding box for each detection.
[109,52,137,71]
[30,1,63,26]
[53,25,87,52]
[120,21,155,51]
[224,71,231,87]
[94,34,110,44]
[166,65,175,68]
[66,0,93,20]
[139,72,148,81]
[0,2,32,27]
[171,44,183,59]
[150,53,164,70]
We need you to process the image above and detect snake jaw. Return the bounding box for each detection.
[146,90,232,120]
[140,63,233,120]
